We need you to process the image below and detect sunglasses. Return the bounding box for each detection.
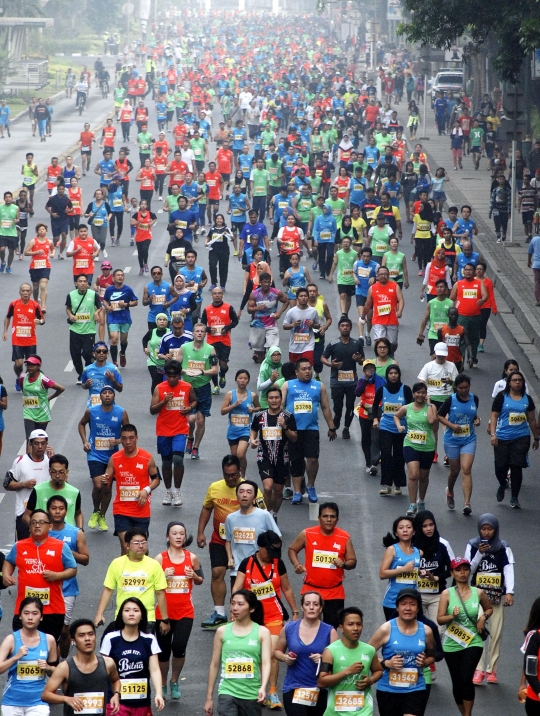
[95,349,108,354]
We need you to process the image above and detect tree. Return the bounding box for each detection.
[398,0,538,83]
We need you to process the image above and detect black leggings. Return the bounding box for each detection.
[526,698,540,716]
[121,121,131,141]
[154,174,165,197]
[283,688,328,716]
[148,365,163,395]
[479,307,491,340]
[156,617,193,660]
[209,248,230,287]
[140,188,153,211]
[331,385,356,429]
[444,646,483,704]
[415,237,435,271]
[317,243,334,278]
[379,429,406,486]
[109,212,124,239]
[137,239,151,268]
[359,416,380,467]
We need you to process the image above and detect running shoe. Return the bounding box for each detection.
[186,438,193,454]
[212,385,220,395]
[98,513,108,531]
[291,492,302,505]
[417,501,426,512]
[496,486,505,502]
[173,491,183,506]
[0,263,5,272]
[219,375,226,389]
[342,427,350,439]
[103,249,108,258]
[15,380,21,392]
[486,672,498,684]
[209,284,217,291]
[392,486,402,496]
[88,510,100,529]
[139,268,144,275]
[6,267,12,274]
[446,491,455,510]
[201,611,227,630]
[266,693,283,710]
[120,353,126,367]
[144,264,149,273]
[162,490,173,506]
[191,447,200,460]
[443,455,449,466]
[510,498,521,509]
[379,486,391,495]
[115,238,120,246]
[170,682,181,700]
[306,486,318,503]
[432,452,438,464]
[283,487,293,500]
[312,261,318,270]
[473,670,485,685]
[162,686,167,700]
[463,504,472,515]
[429,663,437,682]
[365,335,372,346]
[406,503,417,517]
[477,345,485,353]
[369,465,378,476]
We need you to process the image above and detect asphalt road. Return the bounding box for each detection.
[0,57,536,716]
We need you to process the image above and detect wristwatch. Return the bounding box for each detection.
[380,659,387,669]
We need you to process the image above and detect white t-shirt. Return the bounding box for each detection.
[7,454,50,516]
[284,305,319,354]
[180,148,196,172]
[492,378,529,397]
[239,92,253,110]
[417,360,458,399]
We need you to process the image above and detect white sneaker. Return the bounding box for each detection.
[103,249,108,258]
[173,490,183,506]
[162,490,173,505]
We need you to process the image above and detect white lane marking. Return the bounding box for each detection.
[133,250,138,256]
[64,360,74,372]
[489,321,540,405]
[123,267,131,274]
[16,396,58,455]
[0,495,5,505]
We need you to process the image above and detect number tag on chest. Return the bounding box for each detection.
[445,620,475,647]
[224,657,254,678]
[233,528,256,544]
[292,687,319,706]
[16,661,44,680]
[396,569,418,584]
[312,549,338,569]
[120,679,147,699]
[389,668,418,688]
[74,692,105,714]
[250,580,276,600]
[335,691,365,711]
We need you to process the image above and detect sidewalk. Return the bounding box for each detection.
[419,119,540,377]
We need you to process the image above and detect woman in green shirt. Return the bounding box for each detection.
[373,338,397,378]
[394,381,437,517]
[205,590,271,716]
[382,237,409,289]
[437,558,492,716]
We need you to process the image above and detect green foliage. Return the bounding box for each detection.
[398,0,539,83]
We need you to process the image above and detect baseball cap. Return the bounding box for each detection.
[25,356,42,365]
[395,588,421,605]
[434,342,448,356]
[101,261,112,269]
[363,359,375,368]
[100,385,115,394]
[451,557,470,570]
[29,429,48,440]
[159,131,165,135]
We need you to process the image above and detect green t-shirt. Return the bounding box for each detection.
[103,554,167,621]
[326,198,346,229]
[251,169,269,196]
[443,587,484,652]
[403,403,435,452]
[166,194,180,212]
[68,289,98,335]
[181,340,213,387]
[470,127,484,147]
[383,250,405,282]
[370,226,392,257]
[138,132,153,154]
[336,249,356,285]
[190,138,205,160]
[261,130,275,148]
[0,203,18,237]
[147,327,166,368]
[266,160,283,188]
[310,175,322,196]
[296,195,314,223]
[218,622,261,699]
[324,639,375,716]
[22,372,52,423]
[33,482,80,526]
[427,297,453,340]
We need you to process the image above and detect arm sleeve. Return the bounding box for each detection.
[85,203,94,214]
[26,489,37,512]
[491,392,504,412]
[373,386,384,419]
[525,632,540,694]
[94,294,102,309]
[75,492,82,512]
[437,397,452,417]
[403,386,414,403]
[240,280,254,311]
[278,559,287,576]
[142,330,153,348]
[188,294,197,313]
[528,395,536,412]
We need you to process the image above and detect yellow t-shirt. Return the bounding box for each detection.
[202,479,266,543]
[413,213,432,239]
[104,555,167,621]
[351,216,367,239]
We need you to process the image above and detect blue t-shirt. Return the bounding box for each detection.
[103,284,138,326]
[282,620,334,692]
[81,361,123,408]
[87,403,125,464]
[285,379,322,431]
[49,523,81,596]
[529,235,540,269]
[229,193,249,223]
[169,208,198,242]
[146,280,170,323]
[240,221,268,244]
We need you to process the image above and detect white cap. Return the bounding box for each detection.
[29,429,48,440]
[434,342,448,356]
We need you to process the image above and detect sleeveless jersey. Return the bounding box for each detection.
[112,449,153,518]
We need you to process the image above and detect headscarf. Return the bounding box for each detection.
[430,247,447,269]
[384,363,402,394]
[253,260,272,286]
[258,345,283,385]
[155,312,169,323]
[339,136,353,151]
[412,510,441,558]
[468,513,505,553]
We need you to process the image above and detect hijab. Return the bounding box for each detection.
[258,345,283,384]
[412,510,441,558]
[384,364,402,394]
[468,513,505,553]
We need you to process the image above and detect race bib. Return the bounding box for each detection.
[476,572,501,589]
[23,176,35,186]
[233,527,256,544]
[357,267,370,278]
[509,412,526,424]
[93,218,104,227]
[120,573,148,592]
[250,580,276,600]
[232,208,243,216]
[224,657,254,678]
[210,324,225,336]
[219,523,226,539]
[293,400,312,414]
[389,269,399,278]
[293,332,310,343]
[166,575,190,593]
[445,621,475,648]
[377,304,391,316]
[73,693,105,715]
[433,322,445,331]
[110,301,123,311]
[16,661,44,681]
[417,578,439,594]
[120,679,147,700]
[312,550,338,569]
[16,326,32,337]
[23,397,39,409]
[462,289,477,299]
[341,269,354,277]
[76,313,91,323]
[1,219,12,229]
[396,569,418,584]
[231,414,250,426]
[175,220,187,229]
[187,359,205,371]
[262,426,282,440]
[94,437,113,451]
[152,294,165,304]
[171,248,186,258]
[292,688,319,706]
[338,370,354,382]
[388,668,418,688]
[335,691,365,711]
[375,243,387,253]
[407,430,427,445]
[452,424,470,437]
[427,379,442,388]
[383,403,401,414]
[24,586,50,605]
[282,241,295,251]
[33,260,47,269]
[119,485,140,501]
[91,395,102,406]
[166,397,185,411]
[319,231,331,240]
[113,199,123,208]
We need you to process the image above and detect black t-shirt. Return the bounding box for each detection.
[251,409,296,465]
[166,238,193,269]
[46,194,73,219]
[323,337,364,387]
